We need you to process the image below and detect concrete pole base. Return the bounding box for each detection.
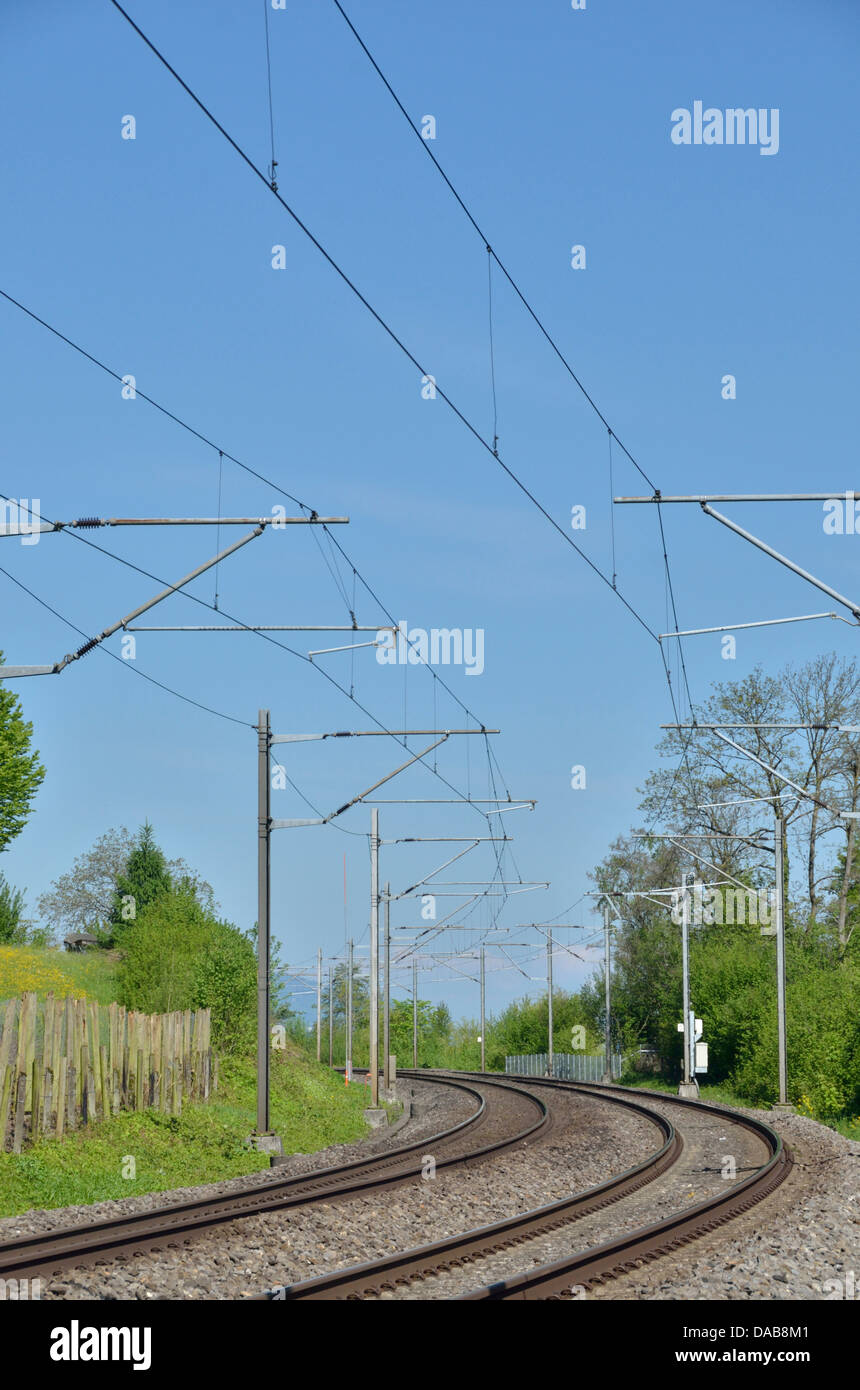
[772,1102,796,1113]
[600,1072,613,1085]
[245,1132,284,1155]
[363,1107,388,1128]
[677,1081,700,1098]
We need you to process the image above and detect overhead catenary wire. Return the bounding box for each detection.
[262,0,278,191]
[0,495,502,828]
[213,449,223,610]
[607,429,617,589]
[487,246,499,456]
[103,0,710,896]
[104,2,662,649]
[0,563,249,727]
[11,9,707,967]
[0,286,503,765]
[324,0,702,776]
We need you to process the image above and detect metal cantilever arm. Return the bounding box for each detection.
[323,736,449,822]
[391,842,485,901]
[0,526,265,679]
[710,727,831,812]
[701,503,860,621]
[270,736,451,831]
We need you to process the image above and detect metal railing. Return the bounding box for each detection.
[505,1052,626,1082]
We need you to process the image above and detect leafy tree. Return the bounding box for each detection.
[0,654,46,852]
[190,919,258,1055]
[111,822,172,934]
[0,873,27,943]
[118,887,277,1055]
[38,825,214,939]
[825,844,860,957]
[388,997,447,1065]
[117,885,210,1013]
[39,827,136,935]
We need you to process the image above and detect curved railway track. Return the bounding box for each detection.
[266,1071,791,1301]
[0,1073,547,1285]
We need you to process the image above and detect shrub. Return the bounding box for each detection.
[117,887,257,1055]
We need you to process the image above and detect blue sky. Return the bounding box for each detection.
[1,0,858,1022]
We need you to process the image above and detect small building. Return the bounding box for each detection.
[63,932,99,952]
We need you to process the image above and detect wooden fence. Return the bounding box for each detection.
[0,993,216,1152]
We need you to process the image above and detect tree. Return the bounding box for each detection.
[118,881,274,1055]
[0,654,46,852]
[38,825,214,938]
[0,873,27,943]
[38,827,136,935]
[111,822,172,933]
[117,886,206,1013]
[639,657,860,925]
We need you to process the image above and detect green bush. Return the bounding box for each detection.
[730,946,860,1119]
[190,919,257,1055]
[117,888,257,1055]
[117,887,210,1014]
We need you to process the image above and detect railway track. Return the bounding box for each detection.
[0,1073,547,1285]
[265,1071,791,1301]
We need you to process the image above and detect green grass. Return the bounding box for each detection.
[617,1071,777,1109]
[0,1044,373,1217]
[34,948,121,1003]
[0,945,121,1005]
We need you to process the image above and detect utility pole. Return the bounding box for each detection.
[546,927,554,1076]
[602,900,612,1084]
[479,943,486,1073]
[774,815,792,1109]
[412,957,418,1067]
[328,964,333,1068]
[679,872,699,1098]
[256,709,271,1135]
[383,882,391,1095]
[346,939,354,1081]
[369,808,380,1107]
[315,947,322,1064]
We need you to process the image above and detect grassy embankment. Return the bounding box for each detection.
[0,947,373,1216]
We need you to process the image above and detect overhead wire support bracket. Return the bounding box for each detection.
[614,493,860,504]
[0,513,349,539]
[271,728,497,744]
[659,612,854,639]
[270,730,503,830]
[127,624,394,633]
[699,503,860,621]
[369,797,534,817]
[0,525,265,679]
[615,492,860,619]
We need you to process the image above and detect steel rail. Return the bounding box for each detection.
[264,1078,677,1300]
[0,1075,545,1283]
[263,1072,789,1301]
[460,1075,791,1300]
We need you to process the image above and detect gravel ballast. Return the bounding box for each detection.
[8,1080,855,1302]
[594,1109,860,1301]
[33,1083,658,1300]
[0,1076,475,1243]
